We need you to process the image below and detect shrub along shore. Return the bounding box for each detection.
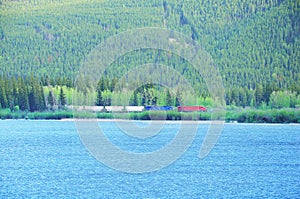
[0,108,299,123]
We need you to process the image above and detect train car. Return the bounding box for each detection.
[144,106,173,111]
[177,106,207,112]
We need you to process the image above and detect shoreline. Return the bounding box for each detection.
[0,108,299,124]
[1,118,299,125]
[62,118,214,124]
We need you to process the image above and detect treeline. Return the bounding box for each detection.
[0,75,67,112]
[95,78,183,107]
[0,0,299,107]
[1,74,300,113]
[225,84,300,108]
[94,76,300,108]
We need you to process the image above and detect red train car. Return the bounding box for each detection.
[177,106,207,112]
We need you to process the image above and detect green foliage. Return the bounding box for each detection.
[0,75,46,112]
[132,91,138,106]
[95,78,113,106]
[226,108,300,123]
[28,75,46,112]
[0,107,299,123]
[28,111,73,120]
[166,90,173,106]
[96,80,103,106]
[0,79,8,109]
[175,90,182,107]
[0,108,12,119]
[0,0,299,108]
[58,87,67,109]
[47,90,55,110]
[269,90,297,108]
[44,86,73,106]
[102,90,112,107]
[18,77,29,111]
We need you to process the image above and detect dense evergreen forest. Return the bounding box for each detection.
[0,0,299,111]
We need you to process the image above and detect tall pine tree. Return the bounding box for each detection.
[18,77,29,111]
[58,87,67,109]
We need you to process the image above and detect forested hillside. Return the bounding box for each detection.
[0,0,299,110]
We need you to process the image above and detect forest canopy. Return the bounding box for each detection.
[0,0,299,111]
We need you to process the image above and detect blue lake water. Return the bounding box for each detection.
[0,120,299,198]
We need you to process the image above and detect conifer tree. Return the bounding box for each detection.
[255,84,264,107]
[18,77,29,111]
[96,79,103,106]
[47,90,55,110]
[58,87,67,109]
[132,91,138,106]
[166,90,173,106]
[175,90,182,107]
[0,78,8,108]
[28,76,38,112]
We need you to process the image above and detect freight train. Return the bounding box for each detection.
[145,105,207,112]
[72,105,207,112]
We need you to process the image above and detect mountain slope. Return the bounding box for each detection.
[0,0,299,106]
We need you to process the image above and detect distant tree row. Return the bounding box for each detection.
[0,75,67,112]
[1,73,299,111]
[129,83,181,107]
[95,78,184,107]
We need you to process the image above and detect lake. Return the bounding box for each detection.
[0,120,299,198]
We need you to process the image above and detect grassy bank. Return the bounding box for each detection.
[226,108,300,123]
[0,108,299,123]
[0,109,74,120]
